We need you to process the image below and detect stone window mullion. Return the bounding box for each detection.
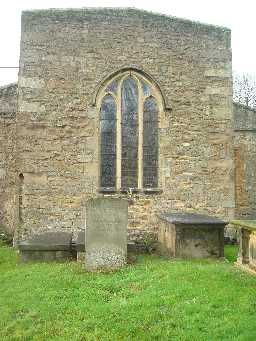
[137,78,143,190]
[116,79,122,190]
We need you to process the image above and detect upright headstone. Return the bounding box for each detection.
[85,198,128,271]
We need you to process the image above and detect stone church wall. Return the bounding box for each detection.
[17,8,234,241]
[234,103,256,218]
[0,83,17,236]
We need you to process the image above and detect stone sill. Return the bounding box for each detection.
[98,187,163,194]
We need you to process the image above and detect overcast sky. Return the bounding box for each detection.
[0,0,255,86]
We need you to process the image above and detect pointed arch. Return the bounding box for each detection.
[93,66,169,110]
[98,68,163,192]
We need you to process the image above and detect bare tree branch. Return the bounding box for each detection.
[233,72,256,109]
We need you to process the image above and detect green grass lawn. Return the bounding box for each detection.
[1,243,256,341]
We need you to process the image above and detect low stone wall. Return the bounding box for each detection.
[232,220,256,273]
[0,83,17,237]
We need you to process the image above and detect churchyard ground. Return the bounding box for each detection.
[1,242,256,340]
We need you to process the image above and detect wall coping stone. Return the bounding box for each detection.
[21,7,230,32]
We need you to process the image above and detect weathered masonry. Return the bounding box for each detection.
[0,8,243,244]
[0,84,17,236]
[233,103,256,219]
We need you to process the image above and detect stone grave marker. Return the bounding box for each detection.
[18,230,73,262]
[157,212,227,258]
[85,198,128,271]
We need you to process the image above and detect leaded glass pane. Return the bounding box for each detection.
[121,77,138,189]
[143,96,158,188]
[100,95,116,188]
[142,81,151,97]
[106,79,118,94]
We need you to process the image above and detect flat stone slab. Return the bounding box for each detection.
[232,220,256,231]
[18,230,72,251]
[85,198,128,271]
[158,212,227,226]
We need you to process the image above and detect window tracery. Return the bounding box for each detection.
[98,70,161,191]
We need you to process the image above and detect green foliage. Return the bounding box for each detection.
[225,245,239,263]
[0,225,13,246]
[142,233,158,253]
[0,245,255,340]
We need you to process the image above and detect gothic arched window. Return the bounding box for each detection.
[99,70,161,192]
